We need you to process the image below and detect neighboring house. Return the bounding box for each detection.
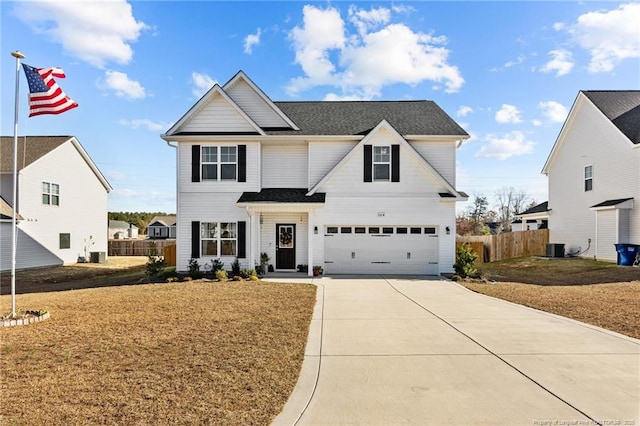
[108,220,139,239]
[542,91,640,261]
[161,71,469,276]
[0,136,112,270]
[514,201,549,231]
[147,215,176,239]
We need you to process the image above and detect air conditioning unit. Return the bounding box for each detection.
[546,243,565,258]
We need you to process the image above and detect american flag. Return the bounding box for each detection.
[22,64,78,117]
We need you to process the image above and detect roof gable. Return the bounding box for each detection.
[308,119,461,197]
[582,91,640,144]
[164,84,265,136]
[223,71,298,130]
[0,135,112,192]
[148,215,176,227]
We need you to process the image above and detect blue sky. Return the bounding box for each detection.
[1,1,638,214]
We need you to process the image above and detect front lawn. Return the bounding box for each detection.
[1,280,316,425]
[460,257,640,339]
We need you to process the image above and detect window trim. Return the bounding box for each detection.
[201,146,238,181]
[373,145,391,181]
[42,181,60,206]
[584,165,593,192]
[200,221,238,257]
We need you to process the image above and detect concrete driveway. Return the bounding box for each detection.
[270,276,639,426]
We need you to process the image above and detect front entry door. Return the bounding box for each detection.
[276,224,296,270]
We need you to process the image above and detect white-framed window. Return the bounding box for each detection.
[373,146,390,181]
[201,146,237,181]
[42,182,60,206]
[201,222,237,256]
[584,165,593,192]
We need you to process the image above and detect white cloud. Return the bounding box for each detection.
[495,104,523,124]
[244,28,262,54]
[103,71,145,99]
[538,101,568,123]
[539,49,574,76]
[532,119,543,127]
[476,131,536,160]
[119,118,170,132]
[105,169,128,182]
[566,3,640,72]
[287,5,464,98]
[457,106,473,117]
[191,72,217,98]
[14,0,147,68]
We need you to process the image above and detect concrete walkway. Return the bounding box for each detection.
[270,276,640,426]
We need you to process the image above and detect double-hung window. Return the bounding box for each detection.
[200,222,237,256]
[584,165,593,192]
[42,182,60,206]
[201,146,237,181]
[373,146,391,181]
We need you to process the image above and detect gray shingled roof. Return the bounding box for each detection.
[590,198,634,208]
[517,201,549,215]
[582,91,640,144]
[0,136,72,172]
[237,188,326,203]
[267,101,468,136]
[0,196,22,220]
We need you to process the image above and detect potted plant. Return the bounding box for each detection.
[260,252,270,275]
[312,265,323,276]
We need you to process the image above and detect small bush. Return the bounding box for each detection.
[231,258,241,276]
[297,264,308,273]
[188,258,203,279]
[145,255,166,279]
[215,270,228,281]
[453,243,478,278]
[249,275,259,281]
[255,264,265,276]
[210,258,224,274]
[240,268,257,279]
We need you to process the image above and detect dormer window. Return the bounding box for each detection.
[584,165,593,191]
[373,146,391,181]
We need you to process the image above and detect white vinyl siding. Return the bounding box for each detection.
[225,79,291,128]
[411,140,457,185]
[595,210,617,261]
[180,93,258,133]
[547,95,640,257]
[261,144,308,188]
[308,141,357,187]
[4,141,109,268]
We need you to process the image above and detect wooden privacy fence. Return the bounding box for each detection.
[457,229,549,263]
[108,240,176,266]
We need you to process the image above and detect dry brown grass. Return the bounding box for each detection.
[0,280,316,425]
[460,257,640,339]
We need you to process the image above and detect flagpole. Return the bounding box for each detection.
[10,51,25,318]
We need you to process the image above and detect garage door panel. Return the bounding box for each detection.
[324,227,439,275]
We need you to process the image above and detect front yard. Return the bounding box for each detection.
[1,280,316,425]
[461,257,640,339]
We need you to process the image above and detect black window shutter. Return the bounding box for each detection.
[391,144,400,182]
[237,221,246,258]
[192,145,200,182]
[238,145,246,182]
[364,145,372,182]
[191,221,200,258]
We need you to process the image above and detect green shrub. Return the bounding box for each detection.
[239,268,257,279]
[210,258,224,273]
[188,258,203,279]
[215,269,228,281]
[145,255,166,279]
[231,257,241,276]
[453,243,478,278]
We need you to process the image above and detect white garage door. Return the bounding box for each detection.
[324,226,439,275]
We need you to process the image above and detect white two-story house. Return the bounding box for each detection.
[542,90,640,261]
[162,71,468,276]
[0,136,112,270]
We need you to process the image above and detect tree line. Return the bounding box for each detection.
[456,186,538,236]
[109,212,173,235]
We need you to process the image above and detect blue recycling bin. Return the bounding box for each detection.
[614,244,640,266]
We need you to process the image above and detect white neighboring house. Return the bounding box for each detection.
[513,201,549,232]
[108,220,139,239]
[542,91,640,261]
[147,215,176,239]
[161,71,469,276]
[0,136,112,270]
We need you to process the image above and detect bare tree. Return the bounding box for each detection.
[494,187,531,232]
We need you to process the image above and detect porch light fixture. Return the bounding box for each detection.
[260,214,263,224]
[314,226,318,234]
[446,226,450,235]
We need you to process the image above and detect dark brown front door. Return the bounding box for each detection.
[276,224,296,270]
